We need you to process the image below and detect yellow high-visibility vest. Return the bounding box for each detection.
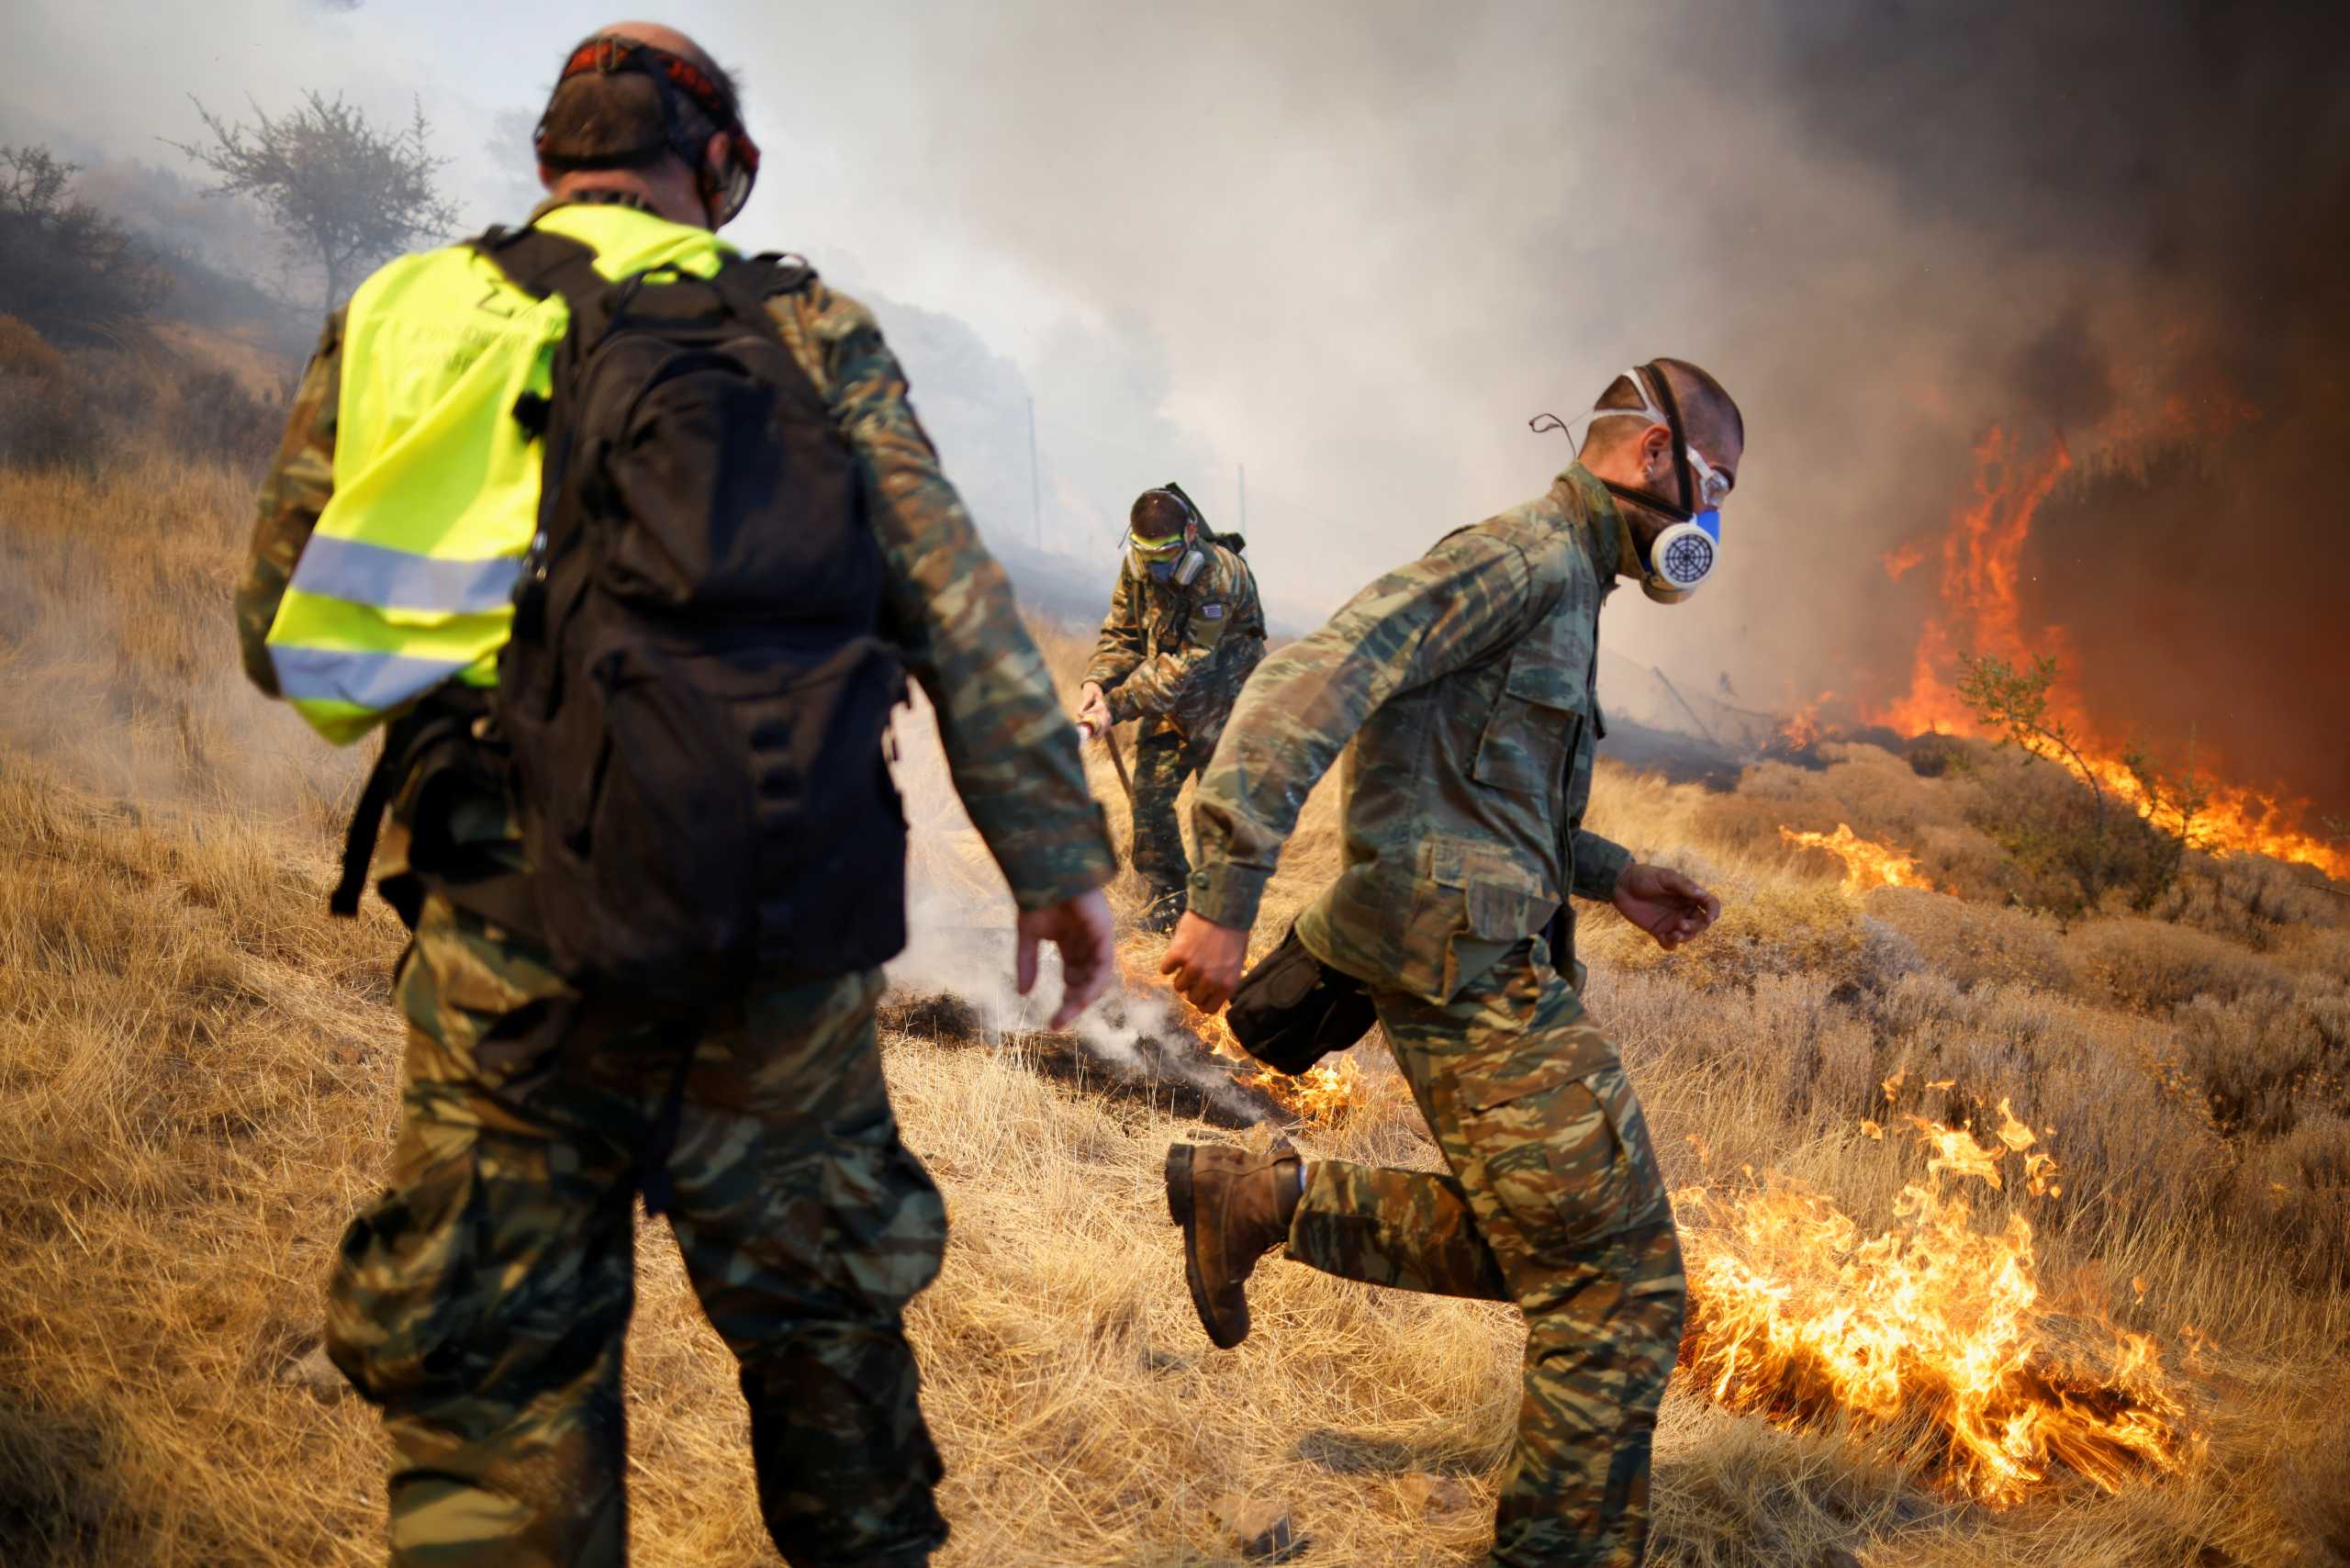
[265,203,734,744]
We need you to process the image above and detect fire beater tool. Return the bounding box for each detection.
[1077,716,1134,801]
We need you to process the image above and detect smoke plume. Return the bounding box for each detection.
[8,0,2345,813]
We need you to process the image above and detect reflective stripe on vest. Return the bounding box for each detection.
[265,203,735,745]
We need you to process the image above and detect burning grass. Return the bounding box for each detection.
[1865,424,2349,883]
[2,421,2346,1564]
[1677,1108,2196,1508]
[1778,823,1942,894]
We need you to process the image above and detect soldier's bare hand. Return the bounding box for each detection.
[1076,682,1112,737]
[1162,911,1249,1013]
[1017,890,1115,1029]
[1611,863,1721,951]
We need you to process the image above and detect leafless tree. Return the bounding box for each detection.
[168,92,459,308]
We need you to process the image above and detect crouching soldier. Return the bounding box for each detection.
[1077,483,1268,933]
[1161,361,1744,1566]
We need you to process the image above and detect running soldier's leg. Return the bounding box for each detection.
[664,969,950,1568]
[1281,947,1560,1299]
[327,894,668,1568]
[1282,943,1686,1568]
[1127,724,1193,900]
[1285,1156,1507,1298]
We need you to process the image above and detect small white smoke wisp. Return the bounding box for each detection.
[882,696,1276,1122]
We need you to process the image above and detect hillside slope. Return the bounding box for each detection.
[2,425,2347,1565]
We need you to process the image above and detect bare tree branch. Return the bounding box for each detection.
[165,91,460,308]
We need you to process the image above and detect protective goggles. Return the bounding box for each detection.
[540,36,762,226]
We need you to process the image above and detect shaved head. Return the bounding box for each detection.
[1580,358,1744,483]
[592,19,725,84]
[534,21,743,175]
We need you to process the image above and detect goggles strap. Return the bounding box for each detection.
[537,37,760,222]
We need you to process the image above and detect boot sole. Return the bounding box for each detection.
[1164,1144,1248,1350]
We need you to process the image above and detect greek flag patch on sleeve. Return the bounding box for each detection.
[1201,602,1225,620]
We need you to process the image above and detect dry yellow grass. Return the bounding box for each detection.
[3,414,2347,1566]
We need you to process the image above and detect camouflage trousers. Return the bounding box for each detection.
[1283,940,1686,1568]
[1128,721,1222,902]
[326,892,949,1568]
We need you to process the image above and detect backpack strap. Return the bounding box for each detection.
[469,225,610,318]
[706,250,817,332]
[330,745,406,918]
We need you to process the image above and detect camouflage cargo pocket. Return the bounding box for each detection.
[1419,834,1561,1000]
[820,1138,948,1314]
[1455,1061,1643,1272]
[1470,652,1584,797]
[325,1144,491,1405]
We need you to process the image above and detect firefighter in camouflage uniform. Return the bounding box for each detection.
[1162,361,1745,1567]
[235,23,1114,1568]
[1078,483,1268,932]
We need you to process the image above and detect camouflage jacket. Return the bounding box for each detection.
[1188,465,1635,1004]
[236,194,1113,912]
[1081,537,1266,740]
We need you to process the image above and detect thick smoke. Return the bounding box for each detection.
[1750,0,2350,814]
[8,0,2345,813]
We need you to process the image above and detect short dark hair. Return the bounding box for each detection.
[534,44,741,171]
[1131,488,1192,539]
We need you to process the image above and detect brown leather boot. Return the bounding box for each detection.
[1165,1138,1302,1349]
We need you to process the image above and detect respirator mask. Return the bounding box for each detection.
[1129,484,1208,587]
[1544,364,1731,603]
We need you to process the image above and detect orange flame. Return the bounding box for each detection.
[1676,1112,2196,1504]
[1776,689,1837,751]
[1871,425,2347,880]
[1115,938,1365,1126]
[1779,823,1939,893]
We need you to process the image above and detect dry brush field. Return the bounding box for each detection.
[3,404,2348,1565]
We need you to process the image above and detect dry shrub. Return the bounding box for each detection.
[1963,748,2210,914]
[1864,885,2074,991]
[2283,1415,2350,1567]
[2228,1114,2350,1285]
[0,312,65,378]
[0,341,283,477]
[2067,917,2297,1014]
[2168,979,2350,1140]
[2275,925,2350,983]
[0,360,100,471]
[1586,762,1721,863]
[1694,744,2021,903]
[0,445,357,822]
[165,365,281,471]
[1585,876,1878,996]
[2156,852,2347,951]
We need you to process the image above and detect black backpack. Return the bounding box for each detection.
[455,223,909,992]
